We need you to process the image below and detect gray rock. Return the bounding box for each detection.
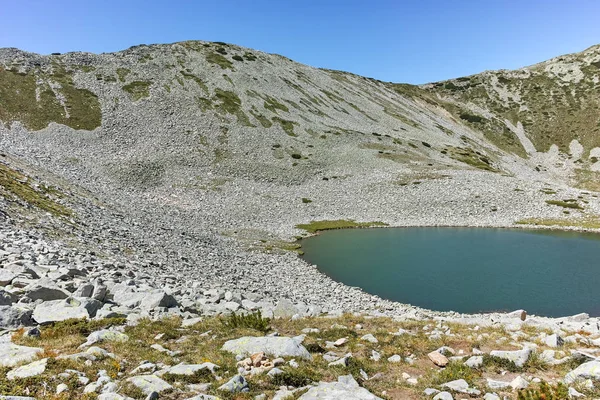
[126,375,173,395]
[464,355,483,368]
[33,297,98,323]
[24,283,70,301]
[98,393,135,400]
[0,289,17,305]
[298,375,382,399]
[433,392,454,400]
[442,379,481,395]
[74,283,95,298]
[139,290,178,311]
[80,329,129,347]
[158,362,219,376]
[0,305,34,328]
[222,336,311,360]
[7,358,48,379]
[0,343,42,367]
[486,378,510,390]
[273,299,298,319]
[489,347,532,368]
[510,376,529,389]
[543,333,564,347]
[218,374,249,393]
[0,269,17,286]
[360,333,378,343]
[483,394,501,400]
[182,395,221,400]
[564,360,600,384]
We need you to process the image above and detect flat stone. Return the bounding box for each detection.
[564,360,600,384]
[298,375,382,399]
[80,329,129,348]
[489,347,532,368]
[126,375,173,395]
[98,393,135,400]
[222,336,311,360]
[0,343,42,367]
[33,297,97,324]
[486,378,510,390]
[24,283,69,301]
[432,392,454,400]
[273,299,298,318]
[428,350,449,367]
[442,379,481,395]
[360,334,378,343]
[159,362,219,376]
[218,374,248,393]
[7,358,48,379]
[483,394,501,400]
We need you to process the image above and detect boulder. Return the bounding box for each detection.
[139,290,179,311]
[510,376,529,389]
[486,378,510,390]
[0,289,17,305]
[428,350,449,367]
[273,299,298,318]
[0,343,42,367]
[298,375,382,399]
[543,333,564,347]
[24,283,70,301]
[489,347,532,368]
[73,283,94,298]
[0,269,17,286]
[564,360,600,384]
[0,305,34,329]
[222,336,311,360]
[464,356,483,368]
[126,375,172,395]
[33,297,101,324]
[7,358,48,379]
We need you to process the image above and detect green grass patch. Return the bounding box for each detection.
[0,66,101,131]
[206,52,233,70]
[122,80,151,101]
[296,219,388,233]
[545,200,583,210]
[180,71,209,94]
[272,117,297,136]
[116,68,130,82]
[515,217,600,229]
[220,311,270,333]
[0,162,71,217]
[445,146,498,172]
[213,89,253,126]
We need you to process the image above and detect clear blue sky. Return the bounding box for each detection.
[2,1,599,84]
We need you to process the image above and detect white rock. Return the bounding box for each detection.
[510,376,529,389]
[360,334,378,343]
[464,355,483,368]
[489,347,532,368]
[297,375,382,399]
[126,375,173,395]
[222,336,311,360]
[564,360,600,384]
[7,358,48,379]
[432,392,454,400]
[0,343,42,367]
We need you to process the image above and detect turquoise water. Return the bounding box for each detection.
[300,227,600,317]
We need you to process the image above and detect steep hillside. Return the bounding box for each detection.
[1,41,600,313]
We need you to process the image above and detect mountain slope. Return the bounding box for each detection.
[1,41,600,313]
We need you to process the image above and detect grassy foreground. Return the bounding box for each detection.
[1,313,598,399]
